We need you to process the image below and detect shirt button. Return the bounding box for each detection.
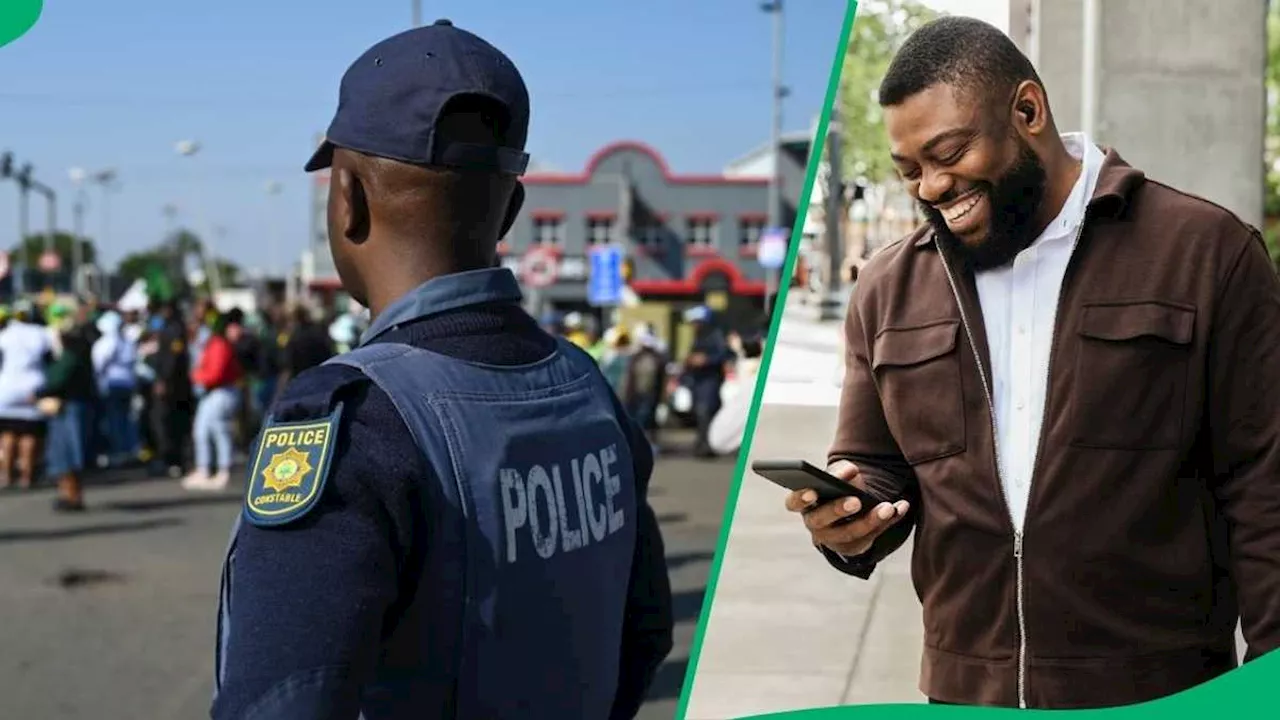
[1016,399,1025,410]
[1017,325,1027,335]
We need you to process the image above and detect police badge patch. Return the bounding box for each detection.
[243,404,344,527]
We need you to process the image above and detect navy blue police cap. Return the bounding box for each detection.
[305,19,530,177]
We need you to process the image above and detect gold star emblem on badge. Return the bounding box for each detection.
[262,447,313,493]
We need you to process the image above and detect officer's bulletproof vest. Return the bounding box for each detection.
[327,338,638,720]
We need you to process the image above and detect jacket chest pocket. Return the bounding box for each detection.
[871,320,966,465]
[1070,301,1195,450]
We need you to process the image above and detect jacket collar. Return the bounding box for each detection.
[360,267,524,347]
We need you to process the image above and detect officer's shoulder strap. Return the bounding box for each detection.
[322,341,422,375]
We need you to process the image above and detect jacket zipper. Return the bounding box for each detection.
[935,220,1088,710]
[935,246,1025,706]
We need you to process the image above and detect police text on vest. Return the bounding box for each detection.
[500,444,627,563]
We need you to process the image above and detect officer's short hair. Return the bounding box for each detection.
[878,16,1044,114]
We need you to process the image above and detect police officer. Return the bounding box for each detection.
[213,21,674,720]
[681,306,734,458]
[147,299,192,478]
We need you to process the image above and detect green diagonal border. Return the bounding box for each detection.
[0,0,42,49]
[672,1,861,717]
[741,649,1280,718]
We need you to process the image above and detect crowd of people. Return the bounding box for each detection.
[0,290,763,514]
[0,294,347,511]
[544,306,765,459]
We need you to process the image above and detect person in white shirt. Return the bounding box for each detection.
[0,306,52,489]
[92,310,140,467]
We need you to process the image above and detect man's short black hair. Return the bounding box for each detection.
[878,16,1044,113]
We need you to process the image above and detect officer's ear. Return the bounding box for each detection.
[334,165,371,245]
[499,181,526,240]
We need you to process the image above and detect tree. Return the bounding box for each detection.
[837,0,939,186]
[834,0,938,257]
[9,231,98,268]
[115,227,242,295]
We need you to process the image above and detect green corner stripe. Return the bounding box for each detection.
[672,1,861,717]
[738,650,1280,718]
[0,0,42,49]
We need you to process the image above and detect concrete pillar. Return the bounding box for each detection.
[1026,0,1266,227]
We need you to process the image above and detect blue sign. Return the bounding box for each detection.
[757,227,789,270]
[587,245,624,306]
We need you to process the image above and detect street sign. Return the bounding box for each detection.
[757,227,789,270]
[38,250,61,272]
[520,246,559,288]
[0,251,9,279]
[587,244,624,306]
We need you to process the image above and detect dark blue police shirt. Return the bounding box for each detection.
[213,302,674,720]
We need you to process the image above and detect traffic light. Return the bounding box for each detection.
[15,163,32,190]
[0,152,12,178]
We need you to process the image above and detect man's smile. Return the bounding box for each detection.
[933,187,988,237]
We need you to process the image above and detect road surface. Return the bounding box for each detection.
[0,430,732,720]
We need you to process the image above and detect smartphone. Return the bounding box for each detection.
[752,459,883,518]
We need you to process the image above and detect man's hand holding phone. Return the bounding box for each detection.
[783,460,911,558]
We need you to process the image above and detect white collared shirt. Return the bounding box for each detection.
[975,133,1105,533]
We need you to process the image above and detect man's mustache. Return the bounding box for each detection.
[923,184,990,210]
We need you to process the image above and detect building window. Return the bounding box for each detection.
[740,218,766,246]
[586,216,616,246]
[686,217,717,248]
[532,216,563,246]
[634,219,665,248]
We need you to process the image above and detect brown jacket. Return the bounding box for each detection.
[826,150,1280,709]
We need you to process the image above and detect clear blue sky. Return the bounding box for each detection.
[0,0,847,275]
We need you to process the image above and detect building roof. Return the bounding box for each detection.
[722,128,814,175]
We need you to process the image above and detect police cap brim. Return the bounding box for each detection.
[305,140,336,172]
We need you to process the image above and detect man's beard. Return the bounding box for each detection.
[921,140,1048,272]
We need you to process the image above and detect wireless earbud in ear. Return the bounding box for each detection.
[1018,102,1035,123]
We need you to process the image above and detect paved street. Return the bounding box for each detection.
[0,430,732,720]
[684,301,927,719]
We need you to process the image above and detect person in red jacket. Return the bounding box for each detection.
[183,312,243,491]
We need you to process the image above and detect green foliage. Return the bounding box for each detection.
[1266,4,1280,219]
[9,231,97,268]
[837,0,939,185]
[115,227,241,294]
[1264,224,1280,267]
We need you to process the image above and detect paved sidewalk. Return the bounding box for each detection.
[685,306,926,720]
[760,302,846,408]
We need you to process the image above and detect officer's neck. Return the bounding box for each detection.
[363,260,487,320]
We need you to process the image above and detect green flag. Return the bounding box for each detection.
[144,263,174,302]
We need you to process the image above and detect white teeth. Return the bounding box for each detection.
[943,193,982,222]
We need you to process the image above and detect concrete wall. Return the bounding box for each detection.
[1028,0,1266,227]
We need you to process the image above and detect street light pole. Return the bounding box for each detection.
[265,181,283,278]
[412,0,422,28]
[92,169,119,298]
[69,168,89,295]
[16,168,30,297]
[176,140,224,295]
[763,0,786,232]
[33,183,58,288]
[819,84,845,322]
